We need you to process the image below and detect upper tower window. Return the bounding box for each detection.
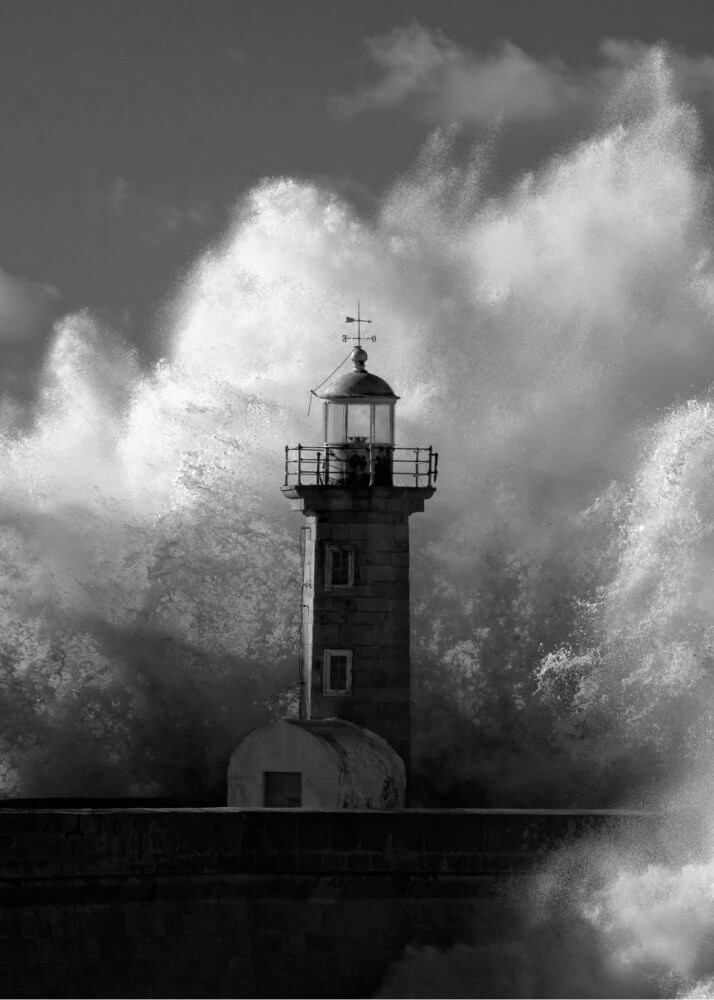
[325,544,354,589]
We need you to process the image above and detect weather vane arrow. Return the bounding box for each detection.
[342,300,376,348]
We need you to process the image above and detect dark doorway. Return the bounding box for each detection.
[263,771,303,807]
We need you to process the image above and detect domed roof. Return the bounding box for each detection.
[318,346,398,400]
[319,369,397,399]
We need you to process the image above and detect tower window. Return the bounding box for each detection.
[323,649,353,695]
[325,544,354,590]
[264,771,302,807]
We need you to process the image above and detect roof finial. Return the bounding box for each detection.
[342,300,375,371]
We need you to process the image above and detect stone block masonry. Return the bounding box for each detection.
[0,807,667,998]
[286,485,435,774]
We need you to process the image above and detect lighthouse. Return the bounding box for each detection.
[228,314,437,808]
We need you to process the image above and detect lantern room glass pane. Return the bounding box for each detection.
[373,405,393,445]
[346,404,371,442]
[325,402,347,443]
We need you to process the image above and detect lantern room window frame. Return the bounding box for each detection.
[323,399,395,447]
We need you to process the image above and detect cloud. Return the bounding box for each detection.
[334,23,714,127]
[0,267,60,412]
[0,268,58,343]
[88,173,213,246]
[334,24,579,124]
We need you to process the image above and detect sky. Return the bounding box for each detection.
[2,0,714,380]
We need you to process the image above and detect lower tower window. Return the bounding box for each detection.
[323,649,353,695]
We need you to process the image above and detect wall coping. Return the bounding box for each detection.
[0,807,675,882]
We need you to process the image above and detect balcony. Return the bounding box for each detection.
[283,444,438,489]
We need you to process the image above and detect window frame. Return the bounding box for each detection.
[324,543,355,591]
[323,648,353,696]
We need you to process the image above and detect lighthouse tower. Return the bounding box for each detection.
[280,321,437,775]
[227,315,437,809]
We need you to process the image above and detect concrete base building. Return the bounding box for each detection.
[227,718,405,809]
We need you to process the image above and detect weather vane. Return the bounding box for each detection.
[342,300,376,349]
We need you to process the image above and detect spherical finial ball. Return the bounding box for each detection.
[351,346,368,371]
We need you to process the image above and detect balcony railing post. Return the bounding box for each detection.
[284,445,289,486]
[369,441,374,486]
[297,443,302,485]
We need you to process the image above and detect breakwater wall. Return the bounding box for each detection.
[0,807,663,998]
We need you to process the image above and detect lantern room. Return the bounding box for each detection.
[317,345,398,486]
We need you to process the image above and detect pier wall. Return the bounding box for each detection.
[0,807,662,998]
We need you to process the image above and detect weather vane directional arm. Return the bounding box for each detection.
[342,299,376,348]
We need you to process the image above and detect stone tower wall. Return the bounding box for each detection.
[289,486,433,773]
[308,507,411,765]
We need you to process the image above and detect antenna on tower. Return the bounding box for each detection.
[343,300,376,349]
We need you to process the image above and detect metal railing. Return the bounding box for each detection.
[284,444,438,488]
